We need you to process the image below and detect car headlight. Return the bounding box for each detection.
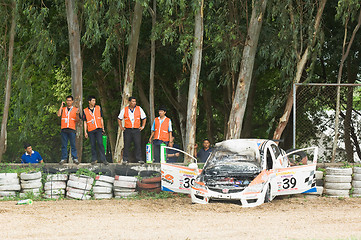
[244,183,265,193]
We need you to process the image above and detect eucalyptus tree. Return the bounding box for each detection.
[0,0,16,162]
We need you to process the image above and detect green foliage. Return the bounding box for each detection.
[75,168,96,178]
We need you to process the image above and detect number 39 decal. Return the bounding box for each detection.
[283,177,297,189]
[183,177,195,188]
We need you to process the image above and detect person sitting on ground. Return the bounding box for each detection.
[194,139,213,163]
[21,143,44,164]
[166,136,181,163]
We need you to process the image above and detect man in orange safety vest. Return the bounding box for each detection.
[149,106,172,163]
[83,96,108,165]
[57,95,79,165]
[118,96,147,163]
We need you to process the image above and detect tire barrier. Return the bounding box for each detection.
[94,175,115,199]
[137,176,161,193]
[324,168,352,197]
[352,167,361,197]
[113,175,137,198]
[66,174,93,200]
[0,173,20,198]
[20,171,42,198]
[45,174,68,199]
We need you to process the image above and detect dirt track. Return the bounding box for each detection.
[0,196,360,240]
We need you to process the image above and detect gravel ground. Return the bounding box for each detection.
[0,195,360,240]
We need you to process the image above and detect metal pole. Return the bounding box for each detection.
[293,83,296,149]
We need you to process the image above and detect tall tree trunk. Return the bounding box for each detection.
[202,88,214,144]
[241,75,258,138]
[65,0,83,162]
[177,84,187,147]
[0,0,16,162]
[149,0,156,124]
[273,0,327,141]
[332,8,361,162]
[226,0,268,139]
[184,0,204,163]
[114,1,144,162]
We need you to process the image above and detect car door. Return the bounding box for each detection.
[270,147,318,196]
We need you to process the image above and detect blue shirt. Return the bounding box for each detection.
[21,151,43,164]
[197,148,213,163]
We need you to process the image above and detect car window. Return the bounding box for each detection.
[271,144,281,159]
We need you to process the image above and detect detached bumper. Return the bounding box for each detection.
[190,184,268,208]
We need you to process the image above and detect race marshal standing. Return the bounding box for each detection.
[149,107,172,163]
[57,95,79,165]
[118,97,147,163]
[83,96,108,165]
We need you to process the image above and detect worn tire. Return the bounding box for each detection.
[114,191,138,198]
[113,187,136,192]
[66,187,90,195]
[0,178,20,185]
[94,181,113,188]
[113,180,137,189]
[0,184,21,191]
[325,175,352,183]
[21,178,41,184]
[94,193,113,199]
[137,181,161,189]
[326,168,352,176]
[0,191,16,197]
[67,180,92,191]
[69,175,94,185]
[44,181,66,190]
[95,175,114,184]
[45,189,65,195]
[93,169,112,177]
[66,191,91,200]
[93,186,112,194]
[139,170,160,178]
[315,171,324,180]
[353,167,361,174]
[352,181,361,188]
[352,188,361,195]
[21,188,40,193]
[353,174,361,181]
[20,171,41,180]
[141,176,161,184]
[21,181,42,189]
[324,188,349,197]
[46,174,68,181]
[115,175,137,182]
[0,173,18,180]
[324,182,351,190]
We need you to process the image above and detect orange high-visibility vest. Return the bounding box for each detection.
[124,106,141,128]
[154,117,170,142]
[61,106,78,130]
[84,105,103,132]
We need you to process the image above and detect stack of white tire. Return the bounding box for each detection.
[20,171,42,198]
[44,174,68,199]
[66,174,93,200]
[352,167,361,197]
[324,168,352,197]
[0,173,20,198]
[93,175,114,199]
[113,175,138,198]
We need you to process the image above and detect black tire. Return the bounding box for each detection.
[316,179,324,186]
[114,165,138,176]
[139,170,160,178]
[264,184,271,203]
[93,168,112,176]
[63,168,78,174]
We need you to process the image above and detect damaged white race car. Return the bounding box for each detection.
[161,139,318,207]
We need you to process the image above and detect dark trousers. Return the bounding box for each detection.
[61,130,78,160]
[88,128,106,162]
[153,139,169,163]
[123,128,142,162]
